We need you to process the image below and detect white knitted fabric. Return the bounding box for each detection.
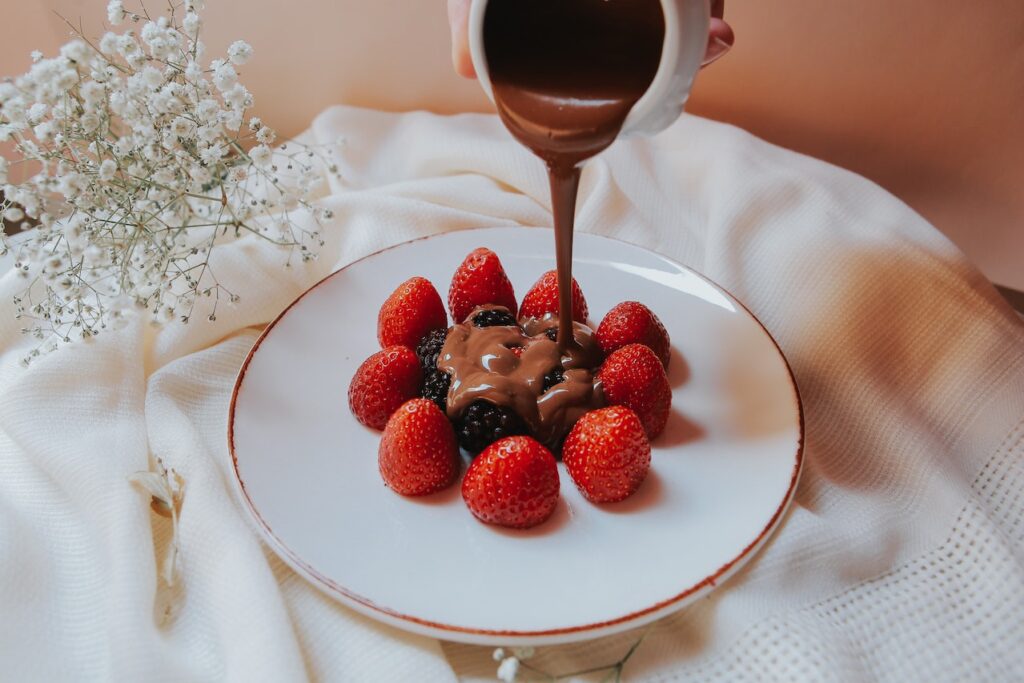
[1,106,1021,682]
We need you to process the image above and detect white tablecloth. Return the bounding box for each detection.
[1,106,1022,682]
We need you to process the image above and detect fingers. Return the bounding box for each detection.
[702,17,734,66]
[447,0,477,79]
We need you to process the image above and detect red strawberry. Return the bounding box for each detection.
[379,399,460,496]
[377,276,447,349]
[596,301,671,368]
[518,269,588,323]
[562,406,651,503]
[448,248,518,323]
[597,344,672,438]
[462,436,560,529]
[348,346,423,430]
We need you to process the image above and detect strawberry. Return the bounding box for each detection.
[379,399,460,495]
[562,406,651,503]
[518,269,588,323]
[596,344,672,438]
[596,301,670,368]
[348,346,423,430]
[461,436,560,529]
[448,247,518,323]
[377,276,447,349]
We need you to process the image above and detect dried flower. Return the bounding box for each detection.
[496,656,519,682]
[0,1,339,366]
[491,632,649,682]
[129,457,185,586]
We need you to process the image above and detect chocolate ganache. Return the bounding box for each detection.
[439,307,604,448]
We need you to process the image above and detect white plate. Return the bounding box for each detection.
[229,227,803,646]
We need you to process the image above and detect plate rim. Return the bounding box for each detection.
[227,226,805,645]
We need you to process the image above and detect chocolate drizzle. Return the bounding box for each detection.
[437,1,664,445]
[439,307,604,448]
[484,0,665,347]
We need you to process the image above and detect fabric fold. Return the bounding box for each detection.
[1,106,1021,681]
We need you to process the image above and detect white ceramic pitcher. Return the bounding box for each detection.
[467,0,711,138]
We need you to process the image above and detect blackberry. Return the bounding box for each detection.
[456,400,527,454]
[421,369,451,412]
[415,328,449,371]
[471,308,516,328]
[543,327,558,343]
[416,328,451,411]
[542,367,565,392]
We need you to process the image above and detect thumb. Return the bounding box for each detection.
[447,0,477,79]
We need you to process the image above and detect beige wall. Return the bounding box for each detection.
[687,1,1024,291]
[3,1,1022,288]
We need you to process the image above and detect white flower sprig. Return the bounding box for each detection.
[0,0,339,366]
[491,631,650,682]
[129,456,185,587]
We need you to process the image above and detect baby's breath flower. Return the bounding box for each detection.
[189,165,212,185]
[192,40,207,64]
[227,40,254,65]
[98,159,117,182]
[182,12,201,39]
[0,0,332,365]
[196,98,219,123]
[28,102,48,122]
[255,126,276,145]
[60,40,90,64]
[80,81,106,107]
[140,21,161,45]
[98,32,119,55]
[33,121,55,142]
[117,34,141,59]
[211,60,237,92]
[184,60,203,83]
[141,65,164,89]
[199,142,225,164]
[107,0,126,25]
[30,50,43,63]
[169,116,192,137]
[197,123,221,144]
[221,111,242,132]
[249,144,272,166]
[222,83,249,110]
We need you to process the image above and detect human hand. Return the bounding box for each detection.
[447,0,734,79]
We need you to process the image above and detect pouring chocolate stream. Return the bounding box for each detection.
[436,1,666,450]
[483,0,666,347]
